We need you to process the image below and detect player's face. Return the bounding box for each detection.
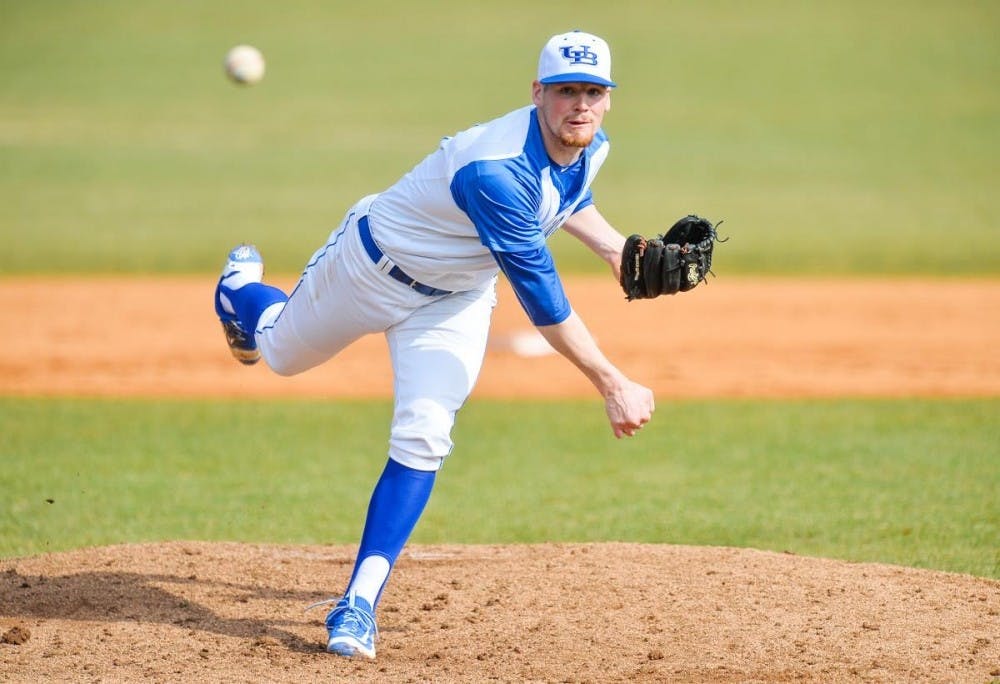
[532,82,611,155]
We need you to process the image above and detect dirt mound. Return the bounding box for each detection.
[1,542,997,682]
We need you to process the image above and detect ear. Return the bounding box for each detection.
[605,91,612,111]
[531,80,544,106]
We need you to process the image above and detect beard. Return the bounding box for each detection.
[544,114,595,149]
[557,126,594,148]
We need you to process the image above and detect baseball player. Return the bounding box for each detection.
[214,30,654,659]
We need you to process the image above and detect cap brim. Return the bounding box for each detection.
[539,73,616,88]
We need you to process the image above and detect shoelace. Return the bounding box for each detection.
[223,321,251,345]
[305,596,379,642]
[305,597,338,612]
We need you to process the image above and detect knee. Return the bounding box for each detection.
[388,399,455,471]
[259,339,311,377]
[260,349,306,377]
[264,357,300,377]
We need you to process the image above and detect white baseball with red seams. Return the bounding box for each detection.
[224,45,265,85]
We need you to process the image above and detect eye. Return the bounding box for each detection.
[558,86,576,97]
[587,87,605,98]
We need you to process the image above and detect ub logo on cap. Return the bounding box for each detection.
[560,45,599,66]
[538,30,616,88]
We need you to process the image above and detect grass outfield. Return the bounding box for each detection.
[1,1,998,275]
[2,398,996,578]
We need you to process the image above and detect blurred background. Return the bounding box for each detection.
[1,0,997,276]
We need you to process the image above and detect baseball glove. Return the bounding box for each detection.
[619,214,722,300]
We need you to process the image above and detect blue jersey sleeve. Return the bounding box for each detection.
[451,158,571,325]
[492,247,571,327]
[450,161,545,253]
[574,188,594,213]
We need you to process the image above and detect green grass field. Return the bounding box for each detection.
[1,3,997,578]
[2,398,997,578]
[2,1,998,275]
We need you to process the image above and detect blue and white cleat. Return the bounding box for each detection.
[214,244,264,366]
[310,590,379,659]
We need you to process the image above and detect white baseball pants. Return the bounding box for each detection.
[254,197,497,471]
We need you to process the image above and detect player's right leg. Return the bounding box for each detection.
[214,197,400,375]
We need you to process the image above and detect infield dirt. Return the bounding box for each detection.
[4,276,999,399]
[2,276,998,683]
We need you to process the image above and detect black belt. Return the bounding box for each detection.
[357,215,452,297]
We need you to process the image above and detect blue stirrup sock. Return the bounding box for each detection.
[222,282,287,333]
[345,458,437,609]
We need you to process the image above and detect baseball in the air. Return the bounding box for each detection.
[224,45,265,85]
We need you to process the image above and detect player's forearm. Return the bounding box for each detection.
[536,310,628,397]
[562,205,626,270]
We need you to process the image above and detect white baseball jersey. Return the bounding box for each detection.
[368,105,610,294]
[253,103,612,470]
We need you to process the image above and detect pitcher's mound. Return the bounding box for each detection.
[1,542,997,682]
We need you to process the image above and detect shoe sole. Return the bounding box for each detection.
[230,348,261,365]
[327,637,376,659]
